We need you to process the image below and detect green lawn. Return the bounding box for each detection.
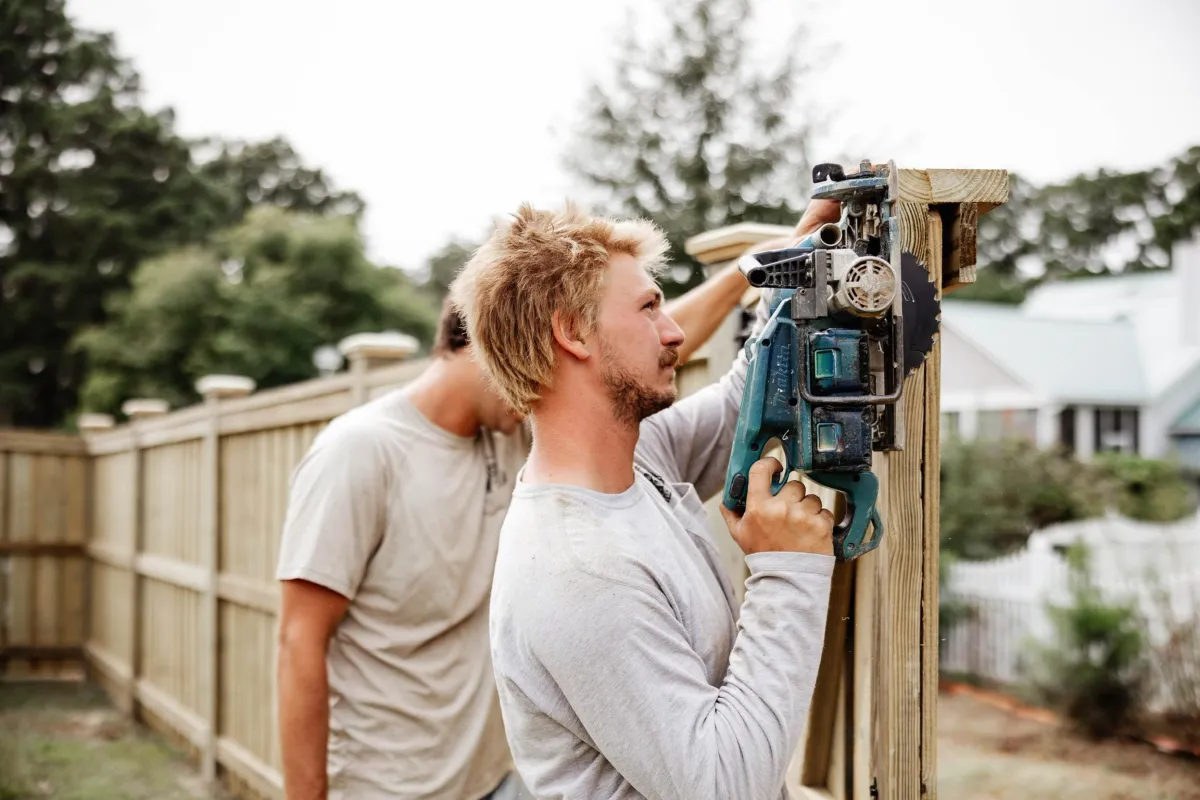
[0,681,217,800]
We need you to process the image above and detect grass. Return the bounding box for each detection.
[0,681,217,800]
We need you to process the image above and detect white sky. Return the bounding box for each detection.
[68,0,1200,274]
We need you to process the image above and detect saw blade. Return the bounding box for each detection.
[900,252,940,374]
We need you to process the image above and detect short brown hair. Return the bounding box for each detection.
[450,202,668,413]
[433,295,470,358]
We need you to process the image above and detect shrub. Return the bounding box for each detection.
[1090,452,1198,523]
[940,438,1109,559]
[1027,543,1151,739]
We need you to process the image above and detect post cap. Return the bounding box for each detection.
[338,331,420,362]
[121,398,170,419]
[77,412,115,432]
[683,222,796,266]
[195,374,256,400]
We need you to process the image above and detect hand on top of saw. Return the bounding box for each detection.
[742,199,842,256]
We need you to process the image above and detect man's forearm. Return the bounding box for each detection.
[278,640,332,799]
[665,261,750,366]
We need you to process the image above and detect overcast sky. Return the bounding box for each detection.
[69,0,1200,273]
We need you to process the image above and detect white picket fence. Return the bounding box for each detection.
[940,511,1200,710]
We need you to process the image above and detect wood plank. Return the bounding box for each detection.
[218,737,284,800]
[137,552,207,594]
[0,430,86,456]
[219,390,353,437]
[138,418,208,450]
[0,541,85,555]
[801,561,855,788]
[896,168,1009,205]
[683,222,796,263]
[921,210,945,799]
[137,677,209,749]
[86,429,137,456]
[89,541,135,570]
[0,645,82,661]
[939,202,979,292]
[86,640,134,683]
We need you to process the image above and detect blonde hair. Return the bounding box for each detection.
[450,201,669,414]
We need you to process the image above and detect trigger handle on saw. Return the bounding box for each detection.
[807,471,883,561]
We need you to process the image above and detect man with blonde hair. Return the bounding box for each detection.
[273,211,818,799]
[451,199,841,800]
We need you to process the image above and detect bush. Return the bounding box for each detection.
[940,438,1109,559]
[1027,543,1151,739]
[1090,452,1198,523]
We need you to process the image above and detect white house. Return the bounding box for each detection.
[940,236,1200,467]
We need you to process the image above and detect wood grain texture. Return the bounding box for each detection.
[921,210,944,799]
[897,169,1009,205]
[941,202,979,292]
[801,561,855,789]
[897,203,929,267]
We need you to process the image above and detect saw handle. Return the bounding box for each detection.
[807,471,883,561]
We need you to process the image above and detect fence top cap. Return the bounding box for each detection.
[77,412,115,431]
[121,398,170,418]
[338,331,420,360]
[195,374,256,399]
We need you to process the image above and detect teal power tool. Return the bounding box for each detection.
[721,160,940,561]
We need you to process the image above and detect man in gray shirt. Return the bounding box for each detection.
[451,200,839,800]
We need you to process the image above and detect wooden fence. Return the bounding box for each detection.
[0,430,89,679]
[0,326,720,800]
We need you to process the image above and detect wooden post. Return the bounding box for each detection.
[120,397,169,719]
[195,375,255,784]
[682,166,1009,800]
[76,413,113,688]
[338,332,420,405]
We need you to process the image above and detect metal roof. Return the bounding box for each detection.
[941,300,1148,404]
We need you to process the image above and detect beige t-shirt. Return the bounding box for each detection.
[276,388,530,800]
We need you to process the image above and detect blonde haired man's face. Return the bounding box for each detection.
[591,253,685,426]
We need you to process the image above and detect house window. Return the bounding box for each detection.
[1058,407,1076,453]
[941,411,959,440]
[977,409,1038,442]
[1094,407,1139,455]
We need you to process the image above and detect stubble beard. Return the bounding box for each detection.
[598,337,679,428]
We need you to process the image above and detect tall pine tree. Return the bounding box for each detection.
[564,0,832,294]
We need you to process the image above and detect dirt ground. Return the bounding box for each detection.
[0,681,225,800]
[938,689,1200,800]
[2,680,1199,799]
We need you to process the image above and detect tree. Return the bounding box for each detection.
[563,0,832,295]
[73,207,438,417]
[971,145,1200,294]
[0,0,369,428]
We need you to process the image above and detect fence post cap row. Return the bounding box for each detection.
[121,398,170,419]
[77,412,115,431]
[338,331,419,362]
[195,374,256,400]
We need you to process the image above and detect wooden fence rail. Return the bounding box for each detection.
[0,330,717,800]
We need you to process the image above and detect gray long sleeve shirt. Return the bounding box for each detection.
[489,296,835,800]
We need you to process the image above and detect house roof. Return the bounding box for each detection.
[941,263,1200,406]
[1020,271,1200,396]
[941,301,1147,405]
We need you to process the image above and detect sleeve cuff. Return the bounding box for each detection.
[745,550,836,578]
[275,563,355,600]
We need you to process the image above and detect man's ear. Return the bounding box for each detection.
[552,310,590,361]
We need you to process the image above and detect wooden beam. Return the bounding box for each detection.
[683,222,795,265]
[0,541,85,556]
[896,168,1008,207]
[0,430,87,456]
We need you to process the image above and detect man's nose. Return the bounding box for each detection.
[660,313,685,348]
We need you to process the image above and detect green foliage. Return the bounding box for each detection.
[1090,452,1198,522]
[564,0,831,296]
[1027,543,1150,739]
[0,0,372,428]
[940,438,1110,560]
[977,146,1200,285]
[73,207,437,417]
